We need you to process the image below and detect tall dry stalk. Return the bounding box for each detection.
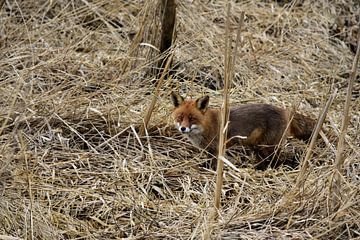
[295,89,337,189]
[18,131,34,240]
[204,4,244,239]
[121,0,159,75]
[139,52,174,136]
[213,2,231,212]
[332,24,360,209]
[214,10,245,210]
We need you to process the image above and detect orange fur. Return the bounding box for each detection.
[171,92,316,167]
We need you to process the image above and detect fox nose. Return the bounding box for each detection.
[179,126,191,133]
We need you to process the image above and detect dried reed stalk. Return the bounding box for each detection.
[139,52,173,136]
[295,89,337,190]
[204,4,245,239]
[332,24,360,209]
[205,9,227,240]
[213,1,231,213]
[270,102,299,167]
[17,131,34,240]
[121,1,157,74]
[2,1,359,239]
[214,10,245,210]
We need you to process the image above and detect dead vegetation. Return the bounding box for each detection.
[0,0,359,239]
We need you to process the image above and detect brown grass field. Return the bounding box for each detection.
[0,0,359,239]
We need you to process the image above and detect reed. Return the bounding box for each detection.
[0,0,358,239]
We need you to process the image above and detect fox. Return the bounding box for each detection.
[170,91,316,169]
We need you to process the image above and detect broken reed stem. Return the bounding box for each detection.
[271,109,296,166]
[0,70,23,137]
[18,131,34,240]
[270,100,301,167]
[332,25,360,208]
[231,12,245,83]
[121,1,154,74]
[204,4,233,239]
[139,52,173,136]
[295,89,337,190]
[214,9,245,210]
[213,1,231,213]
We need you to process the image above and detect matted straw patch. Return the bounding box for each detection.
[0,0,359,239]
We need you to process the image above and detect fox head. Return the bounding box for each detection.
[170,91,210,135]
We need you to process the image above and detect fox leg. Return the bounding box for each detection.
[197,149,218,170]
[253,145,282,169]
[198,156,218,170]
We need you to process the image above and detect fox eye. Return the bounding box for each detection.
[188,115,196,122]
[176,114,183,121]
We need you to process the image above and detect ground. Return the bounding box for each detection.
[0,0,359,239]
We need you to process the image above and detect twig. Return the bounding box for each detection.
[270,101,300,167]
[332,23,360,209]
[204,4,244,239]
[17,131,34,240]
[80,0,122,42]
[54,113,99,154]
[295,89,337,190]
[95,126,131,149]
[213,2,231,213]
[139,52,174,136]
[216,5,245,213]
[214,10,245,210]
[0,235,23,240]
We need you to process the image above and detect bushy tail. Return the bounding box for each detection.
[289,112,316,142]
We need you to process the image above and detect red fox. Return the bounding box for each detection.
[170,91,316,168]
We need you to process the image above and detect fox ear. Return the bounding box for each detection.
[196,95,210,112]
[171,91,184,108]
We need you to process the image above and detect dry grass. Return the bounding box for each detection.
[0,0,359,239]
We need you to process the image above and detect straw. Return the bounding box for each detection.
[332,22,360,210]
[0,1,359,239]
